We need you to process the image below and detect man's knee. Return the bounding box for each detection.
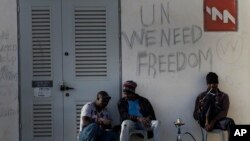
[228,118,235,123]
[79,123,99,141]
[86,123,99,132]
[226,117,235,126]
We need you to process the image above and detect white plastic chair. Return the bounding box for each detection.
[201,128,227,141]
[129,129,149,141]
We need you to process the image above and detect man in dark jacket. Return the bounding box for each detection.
[193,72,235,141]
[118,80,160,141]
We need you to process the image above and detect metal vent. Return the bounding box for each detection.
[32,8,52,78]
[33,103,52,137]
[76,103,85,134]
[74,7,107,78]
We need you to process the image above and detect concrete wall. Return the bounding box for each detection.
[121,0,250,141]
[0,0,19,141]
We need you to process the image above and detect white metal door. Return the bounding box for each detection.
[61,0,120,140]
[19,0,120,141]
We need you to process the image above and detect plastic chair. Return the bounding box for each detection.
[129,129,148,141]
[201,127,227,141]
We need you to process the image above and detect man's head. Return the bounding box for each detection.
[123,80,137,100]
[96,91,111,108]
[206,72,219,91]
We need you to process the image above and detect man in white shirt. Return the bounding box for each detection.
[79,91,117,141]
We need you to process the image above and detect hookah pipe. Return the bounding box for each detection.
[174,118,185,141]
[174,118,196,141]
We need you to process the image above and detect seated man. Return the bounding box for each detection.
[118,80,160,141]
[193,72,235,141]
[79,91,117,141]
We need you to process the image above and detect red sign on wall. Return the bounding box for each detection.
[204,0,238,31]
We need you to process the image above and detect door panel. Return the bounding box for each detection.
[20,0,120,141]
[20,0,63,141]
[62,0,120,140]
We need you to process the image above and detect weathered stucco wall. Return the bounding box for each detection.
[0,0,18,141]
[121,0,250,140]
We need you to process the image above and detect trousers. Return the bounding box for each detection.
[79,123,118,141]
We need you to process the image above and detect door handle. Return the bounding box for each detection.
[60,85,74,91]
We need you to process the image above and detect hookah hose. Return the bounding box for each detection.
[183,132,197,141]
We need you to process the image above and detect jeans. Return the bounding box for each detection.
[79,123,118,141]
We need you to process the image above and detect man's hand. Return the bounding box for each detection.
[137,117,151,127]
[97,118,112,129]
[205,121,215,131]
[97,118,111,125]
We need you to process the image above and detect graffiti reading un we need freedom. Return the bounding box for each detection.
[121,2,211,77]
[122,2,203,49]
